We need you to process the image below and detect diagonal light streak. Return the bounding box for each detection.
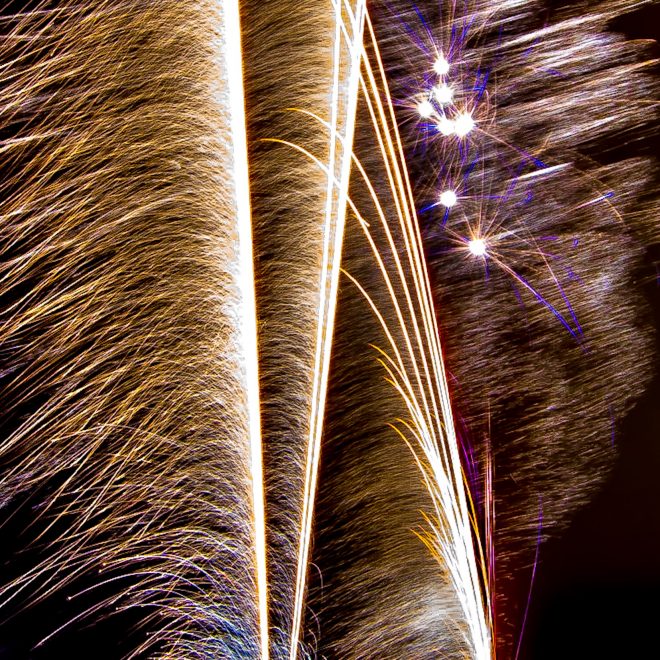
[223,1,269,656]
[290,1,367,657]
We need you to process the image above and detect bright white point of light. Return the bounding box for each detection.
[417,100,434,118]
[468,238,487,256]
[439,190,458,207]
[433,84,453,104]
[433,55,450,75]
[437,116,455,136]
[454,112,475,137]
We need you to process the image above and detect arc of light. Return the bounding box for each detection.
[276,14,490,647]
[223,1,268,657]
[276,86,490,655]
[337,15,492,657]
[270,111,491,656]
[290,0,366,657]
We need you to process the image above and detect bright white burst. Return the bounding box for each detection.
[433,84,453,105]
[439,189,457,207]
[433,54,450,75]
[468,238,487,256]
[454,112,475,137]
[417,99,434,118]
[437,116,455,136]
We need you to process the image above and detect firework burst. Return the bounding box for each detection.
[0,0,656,658]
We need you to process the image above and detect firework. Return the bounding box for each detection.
[305,0,656,656]
[0,0,656,658]
[0,1,264,655]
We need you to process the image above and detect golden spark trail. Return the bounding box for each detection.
[0,3,266,654]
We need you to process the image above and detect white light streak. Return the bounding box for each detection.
[291,1,366,658]
[516,163,570,181]
[223,1,268,657]
[359,14,492,657]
